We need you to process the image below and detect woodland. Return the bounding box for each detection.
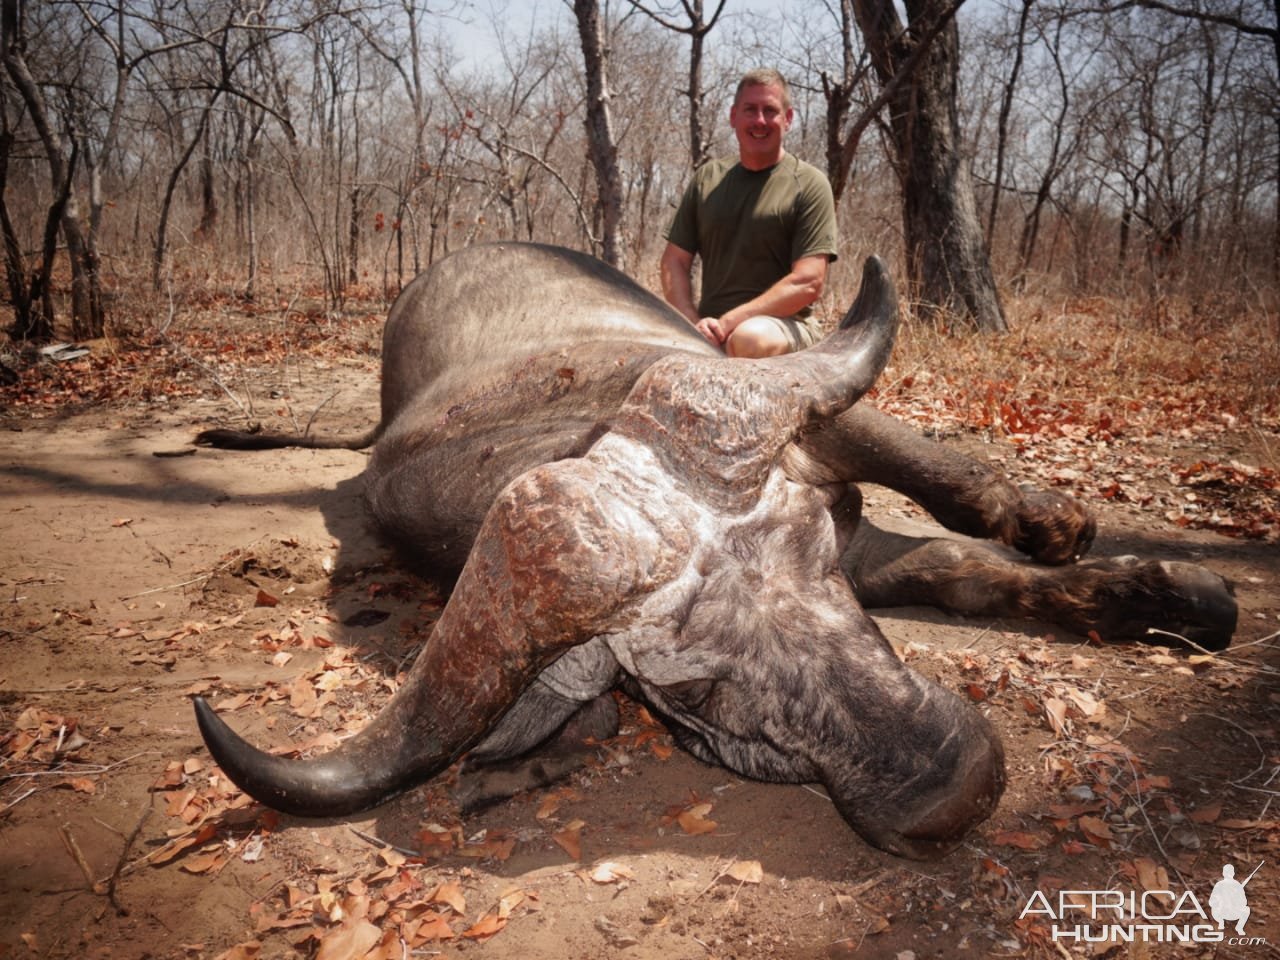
[1,2,1279,960]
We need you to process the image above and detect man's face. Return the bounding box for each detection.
[730,82,793,169]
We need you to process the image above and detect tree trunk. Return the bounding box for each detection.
[852,0,1007,332]
[573,0,625,269]
[2,0,105,339]
[0,126,55,340]
[987,0,1033,248]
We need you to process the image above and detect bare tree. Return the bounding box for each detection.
[573,0,626,267]
[628,0,727,168]
[0,83,57,340]
[1108,0,1278,278]
[986,0,1034,247]
[852,0,1007,331]
[2,0,103,338]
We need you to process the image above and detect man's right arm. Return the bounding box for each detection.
[659,242,700,326]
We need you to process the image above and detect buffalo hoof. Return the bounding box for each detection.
[452,694,619,814]
[1014,487,1097,565]
[1088,558,1237,651]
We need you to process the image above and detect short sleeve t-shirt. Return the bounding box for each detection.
[665,153,838,319]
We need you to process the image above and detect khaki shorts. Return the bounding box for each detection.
[752,314,823,352]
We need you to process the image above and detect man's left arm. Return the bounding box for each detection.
[716,254,830,336]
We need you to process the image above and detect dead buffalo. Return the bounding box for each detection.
[193,242,1235,860]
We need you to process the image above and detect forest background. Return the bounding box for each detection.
[2,0,1277,348]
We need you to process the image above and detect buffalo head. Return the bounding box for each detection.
[194,257,1005,860]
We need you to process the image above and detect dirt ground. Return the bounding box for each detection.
[1,333,1278,960]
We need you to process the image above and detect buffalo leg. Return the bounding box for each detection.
[802,405,1096,564]
[843,520,1236,651]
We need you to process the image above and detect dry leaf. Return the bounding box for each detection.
[725,860,764,884]
[552,819,585,861]
[254,589,279,608]
[1078,815,1113,845]
[589,861,635,884]
[1134,857,1171,903]
[461,912,506,941]
[1188,802,1222,824]
[214,941,261,960]
[677,802,717,835]
[315,918,380,960]
[214,692,252,713]
[993,830,1049,850]
[430,881,467,916]
[1043,696,1070,736]
[408,913,456,944]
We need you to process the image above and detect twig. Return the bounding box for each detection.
[1119,752,1184,887]
[302,391,341,438]
[104,802,154,915]
[1193,712,1269,787]
[3,751,153,780]
[2,787,37,811]
[118,541,266,601]
[118,572,215,601]
[59,823,102,894]
[1145,627,1216,656]
[349,826,418,858]
[690,857,736,903]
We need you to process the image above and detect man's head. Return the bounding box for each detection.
[730,68,794,171]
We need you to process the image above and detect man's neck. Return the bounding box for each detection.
[739,148,787,172]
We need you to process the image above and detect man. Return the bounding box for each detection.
[660,69,838,358]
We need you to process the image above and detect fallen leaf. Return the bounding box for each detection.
[213,941,261,960]
[552,819,585,861]
[589,861,635,884]
[1043,697,1070,736]
[254,589,279,608]
[1078,815,1114,845]
[461,912,506,941]
[315,918,380,960]
[725,860,764,884]
[430,881,467,916]
[214,692,252,713]
[535,794,561,820]
[180,850,228,874]
[993,830,1049,850]
[1188,802,1222,824]
[677,802,717,835]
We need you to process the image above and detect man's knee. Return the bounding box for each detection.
[726,316,793,358]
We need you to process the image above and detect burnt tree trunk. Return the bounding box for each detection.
[573,0,625,269]
[852,0,1007,332]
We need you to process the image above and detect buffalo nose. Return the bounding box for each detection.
[894,726,1006,860]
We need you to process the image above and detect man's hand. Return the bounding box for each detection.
[695,317,726,346]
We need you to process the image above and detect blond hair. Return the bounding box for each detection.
[734,69,792,110]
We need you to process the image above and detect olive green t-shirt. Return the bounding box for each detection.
[665,153,838,319]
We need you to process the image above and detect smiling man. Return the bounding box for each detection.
[660,69,839,358]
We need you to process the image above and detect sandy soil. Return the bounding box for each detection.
[1,350,1277,960]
